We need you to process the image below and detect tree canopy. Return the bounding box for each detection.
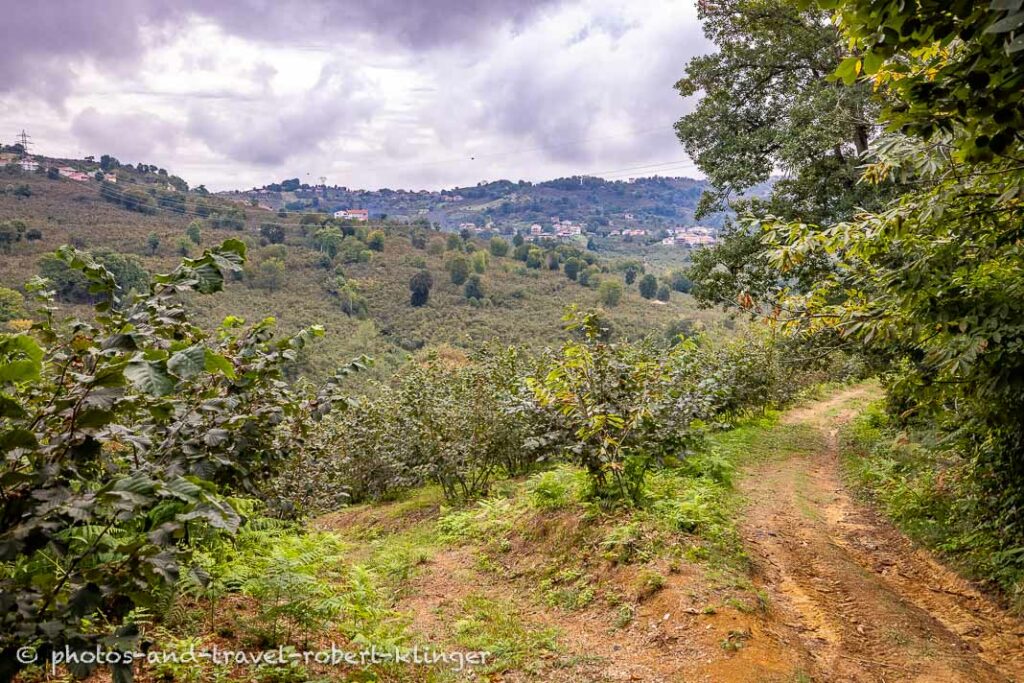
[675,0,883,223]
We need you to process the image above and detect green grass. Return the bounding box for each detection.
[707,412,823,464]
[452,595,559,673]
[839,403,1024,609]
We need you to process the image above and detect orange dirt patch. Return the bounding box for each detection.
[741,384,1024,682]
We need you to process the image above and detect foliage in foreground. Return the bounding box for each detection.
[0,242,354,681]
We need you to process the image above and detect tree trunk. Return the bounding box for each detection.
[853,124,869,156]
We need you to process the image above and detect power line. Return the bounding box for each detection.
[308,126,674,177]
[46,152,700,222]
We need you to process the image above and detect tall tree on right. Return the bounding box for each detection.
[675,0,884,225]
[754,0,1024,570]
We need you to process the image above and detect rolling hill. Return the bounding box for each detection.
[0,158,729,384]
[218,174,727,233]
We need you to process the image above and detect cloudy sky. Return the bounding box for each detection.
[0,0,710,191]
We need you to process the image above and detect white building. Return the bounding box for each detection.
[333,209,369,221]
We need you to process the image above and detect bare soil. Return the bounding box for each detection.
[740,384,1024,682]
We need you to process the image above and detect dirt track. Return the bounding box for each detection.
[342,385,1024,682]
[740,384,1024,682]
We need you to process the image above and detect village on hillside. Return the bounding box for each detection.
[2,132,719,250]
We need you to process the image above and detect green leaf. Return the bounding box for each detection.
[833,56,861,85]
[0,393,26,418]
[192,262,225,294]
[204,349,236,379]
[90,362,127,388]
[986,10,1024,33]
[204,429,230,447]
[165,477,204,503]
[862,51,885,75]
[124,359,175,397]
[168,345,206,380]
[0,428,38,452]
[0,334,43,384]
[76,407,114,429]
[217,238,247,262]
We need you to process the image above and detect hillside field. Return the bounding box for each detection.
[0,167,726,382]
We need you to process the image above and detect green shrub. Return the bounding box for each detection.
[260,223,286,244]
[464,274,484,301]
[38,250,148,305]
[249,257,286,291]
[448,254,470,284]
[598,280,623,307]
[564,257,582,281]
[1,242,347,678]
[409,270,432,307]
[472,250,489,273]
[366,230,385,251]
[0,287,25,322]
[526,466,586,510]
[489,236,509,257]
[526,310,707,504]
[186,220,203,245]
[638,274,658,299]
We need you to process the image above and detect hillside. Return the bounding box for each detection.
[0,162,726,382]
[218,175,730,233]
[5,3,1024,683]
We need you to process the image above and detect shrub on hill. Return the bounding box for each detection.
[464,274,484,301]
[638,274,658,299]
[564,257,582,281]
[209,207,245,230]
[38,250,148,305]
[448,254,470,285]
[598,280,623,307]
[409,270,433,307]
[288,348,537,509]
[259,222,286,244]
[489,236,510,257]
[0,287,25,321]
[366,229,385,251]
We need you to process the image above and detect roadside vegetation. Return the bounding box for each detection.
[2,0,1023,680]
[678,0,1024,598]
[841,405,1024,607]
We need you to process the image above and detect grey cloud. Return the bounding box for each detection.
[184,0,564,49]
[70,107,183,160]
[0,0,563,103]
[0,2,177,105]
[429,6,708,169]
[2,0,708,191]
[185,61,378,166]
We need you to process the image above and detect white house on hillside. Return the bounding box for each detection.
[333,209,369,221]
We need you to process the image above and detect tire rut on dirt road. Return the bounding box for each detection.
[741,384,1024,683]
